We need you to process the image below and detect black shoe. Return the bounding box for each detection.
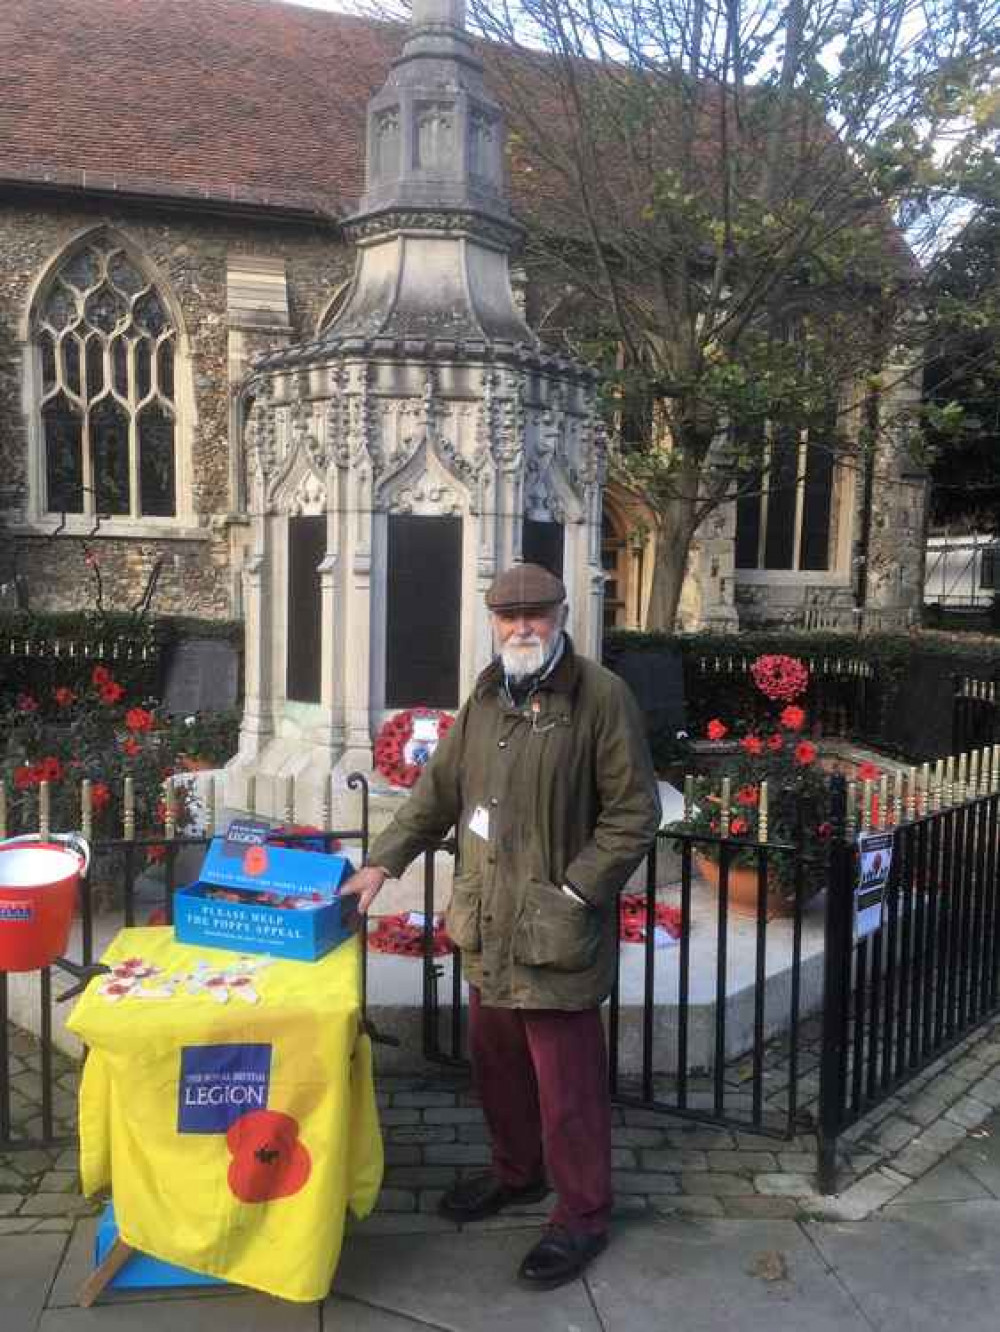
[438,1171,549,1222]
[517,1226,608,1290]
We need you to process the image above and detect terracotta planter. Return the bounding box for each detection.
[691,850,796,921]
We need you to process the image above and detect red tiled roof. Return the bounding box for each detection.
[0,0,913,274]
[0,0,395,219]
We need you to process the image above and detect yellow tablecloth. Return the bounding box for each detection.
[67,926,383,1303]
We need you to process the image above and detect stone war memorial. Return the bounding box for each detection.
[226,0,606,829]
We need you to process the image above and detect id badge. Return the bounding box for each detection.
[468,805,490,841]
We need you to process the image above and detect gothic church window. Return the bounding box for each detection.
[33,239,178,518]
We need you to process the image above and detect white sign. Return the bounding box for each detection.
[404,715,442,768]
[855,830,894,940]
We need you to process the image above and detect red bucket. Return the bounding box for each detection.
[0,835,90,972]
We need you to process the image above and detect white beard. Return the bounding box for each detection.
[500,631,560,682]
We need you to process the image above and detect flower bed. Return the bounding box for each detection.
[0,667,240,859]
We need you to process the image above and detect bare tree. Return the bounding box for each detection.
[451,0,999,627]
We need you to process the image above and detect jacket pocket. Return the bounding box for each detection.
[513,878,601,973]
[445,872,482,954]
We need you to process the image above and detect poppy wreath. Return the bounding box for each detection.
[748,654,810,703]
[367,900,684,954]
[367,913,453,957]
[373,708,455,788]
[618,894,683,944]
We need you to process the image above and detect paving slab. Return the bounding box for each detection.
[326,1296,453,1330]
[585,1216,870,1331]
[330,1229,604,1332]
[949,1140,1000,1197]
[1,1232,68,1332]
[35,1296,319,1330]
[807,1201,1000,1331]
[884,1159,990,1206]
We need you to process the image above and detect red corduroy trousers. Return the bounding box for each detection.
[467,986,612,1234]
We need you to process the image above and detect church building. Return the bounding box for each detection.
[0,0,926,680]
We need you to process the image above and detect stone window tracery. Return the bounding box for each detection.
[734,423,837,573]
[33,239,178,518]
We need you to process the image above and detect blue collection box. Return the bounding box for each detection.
[173,823,358,962]
[95,1202,225,1289]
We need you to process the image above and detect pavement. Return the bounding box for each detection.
[9,1014,1000,1330]
[9,1117,1000,1331]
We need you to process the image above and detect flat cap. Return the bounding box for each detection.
[485,563,566,611]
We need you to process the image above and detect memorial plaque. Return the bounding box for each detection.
[523,519,564,578]
[286,515,325,704]
[162,638,241,716]
[386,514,462,708]
[607,646,686,737]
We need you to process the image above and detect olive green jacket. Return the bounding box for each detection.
[368,637,661,1009]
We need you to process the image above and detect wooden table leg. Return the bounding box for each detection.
[78,1236,134,1307]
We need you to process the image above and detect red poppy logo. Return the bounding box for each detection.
[243,845,269,876]
[226,1110,311,1204]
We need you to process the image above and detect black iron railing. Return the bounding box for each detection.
[421,819,816,1141]
[818,773,1000,1191]
[952,674,1000,756]
[8,754,1000,1198]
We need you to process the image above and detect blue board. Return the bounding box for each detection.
[94,1202,226,1289]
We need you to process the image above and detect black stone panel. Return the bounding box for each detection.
[386,514,462,709]
[286,514,325,704]
[522,519,565,578]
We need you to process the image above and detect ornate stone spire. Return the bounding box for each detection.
[313,0,532,348]
[350,0,513,230]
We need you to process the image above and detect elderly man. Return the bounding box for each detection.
[347,563,661,1289]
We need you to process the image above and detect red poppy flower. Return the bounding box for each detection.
[13,765,34,791]
[740,734,764,756]
[122,737,141,757]
[100,680,125,705]
[91,665,112,687]
[53,686,76,708]
[736,784,759,807]
[857,760,881,783]
[780,705,806,732]
[767,734,784,752]
[91,782,111,813]
[795,741,818,766]
[39,756,64,783]
[16,692,38,713]
[125,707,154,733]
[730,817,749,836]
[706,719,728,741]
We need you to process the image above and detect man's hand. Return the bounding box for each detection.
[343,865,390,914]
